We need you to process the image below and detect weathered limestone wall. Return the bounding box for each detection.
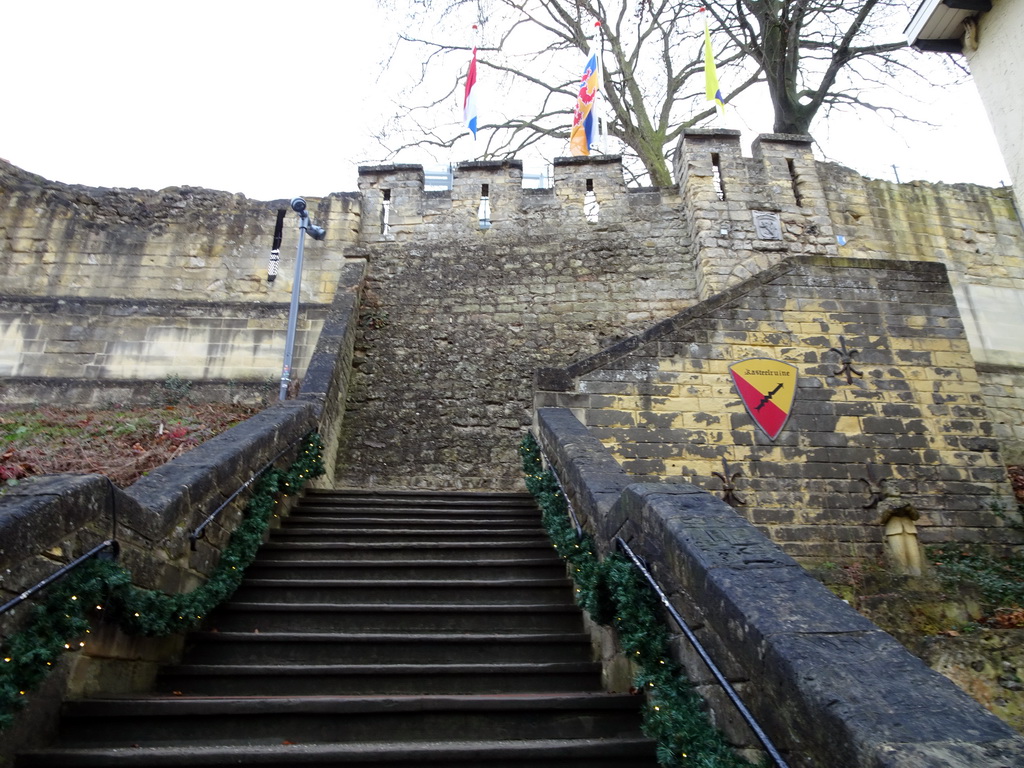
[535,256,1020,564]
[0,159,361,400]
[676,131,840,300]
[676,130,1024,466]
[0,297,324,383]
[979,365,1024,465]
[339,157,698,490]
[536,407,1024,768]
[0,159,357,303]
[1,140,1022,487]
[819,161,1024,369]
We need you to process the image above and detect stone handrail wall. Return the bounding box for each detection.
[0,257,364,764]
[0,403,315,763]
[535,407,1024,768]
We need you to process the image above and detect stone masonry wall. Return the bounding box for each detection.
[1,141,1022,489]
[0,159,361,398]
[677,130,1024,466]
[338,157,698,490]
[535,407,1024,768]
[535,255,1021,564]
[0,159,358,304]
[0,297,325,384]
[819,162,1024,369]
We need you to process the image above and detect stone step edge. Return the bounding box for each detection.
[160,662,599,676]
[22,736,654,765]
[189,632,590,646]
[249,558,561,567]
[258,541,552,549]
[237,579,569,589]
[219,602,579,613]
[62,692,642,717]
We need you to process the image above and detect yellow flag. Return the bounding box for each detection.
[704,19,725,113]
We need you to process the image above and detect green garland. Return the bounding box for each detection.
[0,433,324,730]
[519,434,752,768]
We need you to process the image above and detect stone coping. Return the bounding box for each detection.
[535,406,1024,768]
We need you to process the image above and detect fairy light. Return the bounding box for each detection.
[0,434,327,720]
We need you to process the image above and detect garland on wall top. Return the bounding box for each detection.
[519,434,752,768]
[0,432,325,731]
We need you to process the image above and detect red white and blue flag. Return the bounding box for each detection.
[569,42,600,156]
[464,46,479,139]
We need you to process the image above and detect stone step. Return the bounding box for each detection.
[256,541,556,562]
[268,528,551,544]
[20,736,658,767]
[300,490,537,513]
[155,662,603,696]
[182,631,594,665]
[231,578,575,606]
[293,506,540,522]
[245,558,568,581]
[207,603,585,634]
[282,516,543,533]
[55,694,645,748]
[14,490,659,768]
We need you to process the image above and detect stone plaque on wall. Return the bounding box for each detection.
[752,210,783,240]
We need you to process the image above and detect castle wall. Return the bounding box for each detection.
[0,297,324,385]
[0,160,361,396]
[340,158,698,490]
[818,161,1024,369]
[675,131,1024,463]
[1,138,1022,488]
[535,256,1020,564]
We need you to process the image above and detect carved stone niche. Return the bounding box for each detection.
[877,492,923,577]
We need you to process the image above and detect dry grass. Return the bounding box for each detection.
[0,404,260,488]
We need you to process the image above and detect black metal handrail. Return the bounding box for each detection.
[188,431,312,549]
[536,445,584,539]
[615,537,791,768]
[0,539,120,617]
[1,476,121,619]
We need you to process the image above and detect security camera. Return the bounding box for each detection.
[290,197,307,214]
[307,224,327,241]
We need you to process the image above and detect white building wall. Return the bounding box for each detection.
[967,0,1024,217]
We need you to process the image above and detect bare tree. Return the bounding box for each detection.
[376,0,760,186]
[704,0,931,135]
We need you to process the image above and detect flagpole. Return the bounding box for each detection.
[594,21,604,154]
[701,7,726,117]
[463,24,480,154]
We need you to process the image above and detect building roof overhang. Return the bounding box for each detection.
[905,0,993,52]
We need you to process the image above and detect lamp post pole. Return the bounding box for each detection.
[278,198,325,401]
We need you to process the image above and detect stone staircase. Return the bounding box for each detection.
[19,489,658,767]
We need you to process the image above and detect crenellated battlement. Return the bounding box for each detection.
[2,139,1023,480]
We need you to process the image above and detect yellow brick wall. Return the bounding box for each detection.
[537,256,1020,564]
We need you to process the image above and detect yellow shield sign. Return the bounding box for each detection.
[729,358,798,440]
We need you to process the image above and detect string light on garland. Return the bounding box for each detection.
[518,433,750,768]
[0,432,325,732]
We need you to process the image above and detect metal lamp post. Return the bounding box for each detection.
[278,197,326,401]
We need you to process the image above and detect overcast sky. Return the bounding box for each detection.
[0,1,1010,201]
